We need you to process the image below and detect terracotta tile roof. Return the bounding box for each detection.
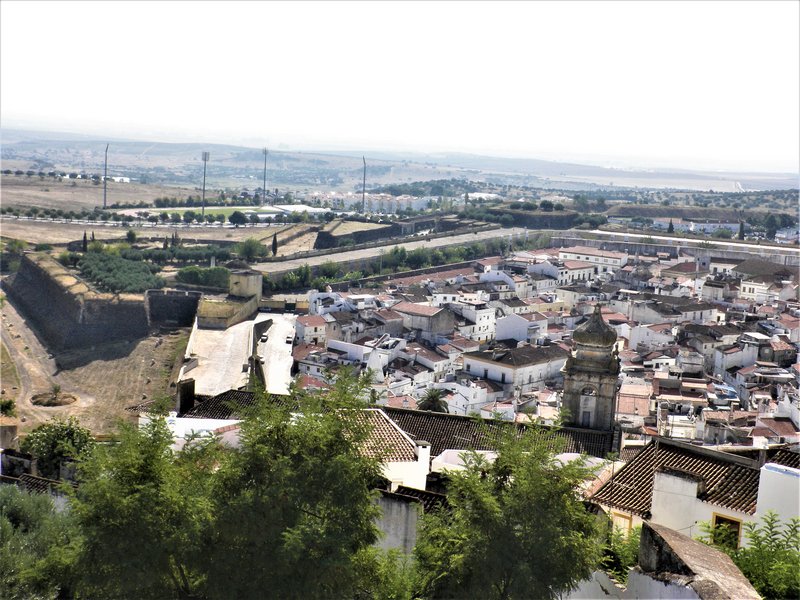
[392,301,443,317]
[619,445,646,463]
[384,395,418,409]
[374,308,403,321]
[768,448,800,469]
[296,374,330,391]
[383,407,614,458]
[17,473,62,495]
[591,439,772,517]
[297,314,326,327]
[181,390,261,419]
[562,260,594,270]
[357,409,418,462]
[393,485,448,511]
[757,417,799,437]
[293,342,326,361]
[770,339,794,352]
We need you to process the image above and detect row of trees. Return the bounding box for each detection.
[1,375,602,599]
[78,252,164,293]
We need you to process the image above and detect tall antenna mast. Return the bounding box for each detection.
[262,148,269,206]
[362,156,367,213]
[201,151,210,218]
[103,143,109,209]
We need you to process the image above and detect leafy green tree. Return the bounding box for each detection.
[126,229,137,243]
[414,426,602,599]
[272,233,279,256]
[318,260,341,279]
[713,228,733,239]
[699,512,800,600]
[539,200,554,212]
[602,526,641,584]
[236,237,265,262]
[406,248,430,270]
[228,211,247,227]
[667,219,674,233]
[738,220,745,240]
[199,375,384,599]
[248,212,261,226]
[418,388,448,413]
[70,412,220,599]
[0,486,81,599]
[20,417,94,480]
[573,195,589,213]
[82,231,88,252]
[765,214,779,239]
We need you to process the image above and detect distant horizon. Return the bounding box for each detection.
[3,121,797,177]
[2,2,797,176]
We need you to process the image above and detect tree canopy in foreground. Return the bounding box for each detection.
[414,426,602,600]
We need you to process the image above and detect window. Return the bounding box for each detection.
[501,373,506,383]
[712,514,742,547]
[466,364,471,372]
[581,411,592,427]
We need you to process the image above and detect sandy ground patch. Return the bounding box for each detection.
[0,289,189,436]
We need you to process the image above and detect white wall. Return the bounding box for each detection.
[755,463,800,528]
[650,471,753,544]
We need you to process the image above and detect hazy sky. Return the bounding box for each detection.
[1,1,798,172]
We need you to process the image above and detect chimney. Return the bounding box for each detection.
[415,440,431,465]
[177,379,196,415]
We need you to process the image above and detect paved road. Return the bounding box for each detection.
[252,227,529,275]
[182,312,296,397]
[258,313,296,396]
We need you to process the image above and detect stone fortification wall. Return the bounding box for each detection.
[5,254,148,349]
[314,220,399,250]
[145,289,201,326]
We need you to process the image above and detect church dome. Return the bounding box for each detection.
[573,304,617,348]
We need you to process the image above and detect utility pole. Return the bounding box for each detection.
[201,151,210,218]
[262,148,268,206]
[103,143,109,209]
[361,156,367,213]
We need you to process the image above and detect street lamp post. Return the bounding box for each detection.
[103,143,109,209]
[262,148,268,206]
[201,151,210,218]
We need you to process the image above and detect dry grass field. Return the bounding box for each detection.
[0,218,309,246]
[1,174,197,212]
[2,285,190,435]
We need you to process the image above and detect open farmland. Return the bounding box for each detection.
[0,218,302,245]
[0,174,197,212]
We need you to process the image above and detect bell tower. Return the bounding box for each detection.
[561,304,620,431]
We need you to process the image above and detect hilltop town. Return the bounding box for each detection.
[1,140,799,598]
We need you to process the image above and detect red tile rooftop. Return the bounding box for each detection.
[392,301,443,317]
[297,314,326,327]
[562,260,595,270]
